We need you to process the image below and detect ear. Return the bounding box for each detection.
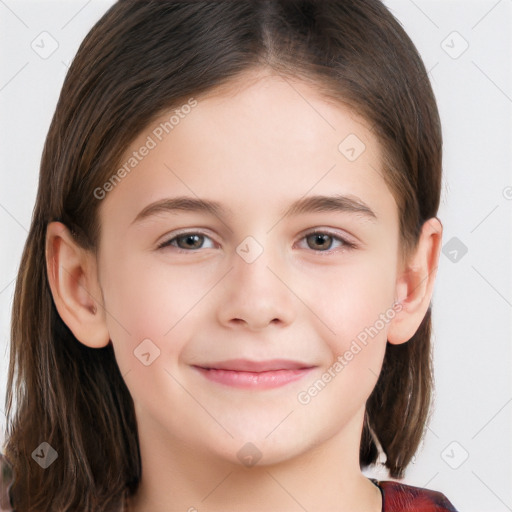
[387,217,443,345]
[45,221,110,348]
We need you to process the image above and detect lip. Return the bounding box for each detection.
[192,359,316,390]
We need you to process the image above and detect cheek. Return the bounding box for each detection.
[299,247,398,411]
[311,250,398,353]
[294,260,396,426]
[99,253,214,369]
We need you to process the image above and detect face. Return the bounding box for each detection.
[95,68,402,466]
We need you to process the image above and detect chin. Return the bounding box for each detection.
[210,428,315,469]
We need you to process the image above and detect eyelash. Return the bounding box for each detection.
[157,229,357,254]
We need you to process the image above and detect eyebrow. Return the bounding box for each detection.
[131,193,377,225]
[131,196,228,225]
[281,194,377,221]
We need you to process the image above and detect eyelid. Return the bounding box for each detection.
[298,223,359,242]
[295,228,358,251]
[156,229,217,250]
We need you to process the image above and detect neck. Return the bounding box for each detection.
[127,408,382,512]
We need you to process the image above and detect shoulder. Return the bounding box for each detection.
[376,480,459,512]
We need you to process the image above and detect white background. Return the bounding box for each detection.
[0,1,511,510]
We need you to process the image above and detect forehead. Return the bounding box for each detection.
[98,69,397,234]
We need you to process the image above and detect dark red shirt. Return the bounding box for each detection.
[371,479,459,511]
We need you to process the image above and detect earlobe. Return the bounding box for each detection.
[387,217,443,345]
[45,221,110,348]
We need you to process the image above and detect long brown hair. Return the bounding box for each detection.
[2,0,442,510]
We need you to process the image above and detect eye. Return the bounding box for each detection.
[157,232,216,251]
[157,229,356,254]
[296,230,356,253]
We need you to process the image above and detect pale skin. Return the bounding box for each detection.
[46,68,442,511]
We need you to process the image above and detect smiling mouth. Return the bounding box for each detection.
[192,359,316,389]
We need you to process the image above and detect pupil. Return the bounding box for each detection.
[311,233,330,250]
[181,234,201,249]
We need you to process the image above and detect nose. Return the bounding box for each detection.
[216,240,296,332]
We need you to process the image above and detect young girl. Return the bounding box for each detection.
[1,0,459,510]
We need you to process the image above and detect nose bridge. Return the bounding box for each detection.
[216,232,296,330]
[234,228,291,283]
[233,233,281,295]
